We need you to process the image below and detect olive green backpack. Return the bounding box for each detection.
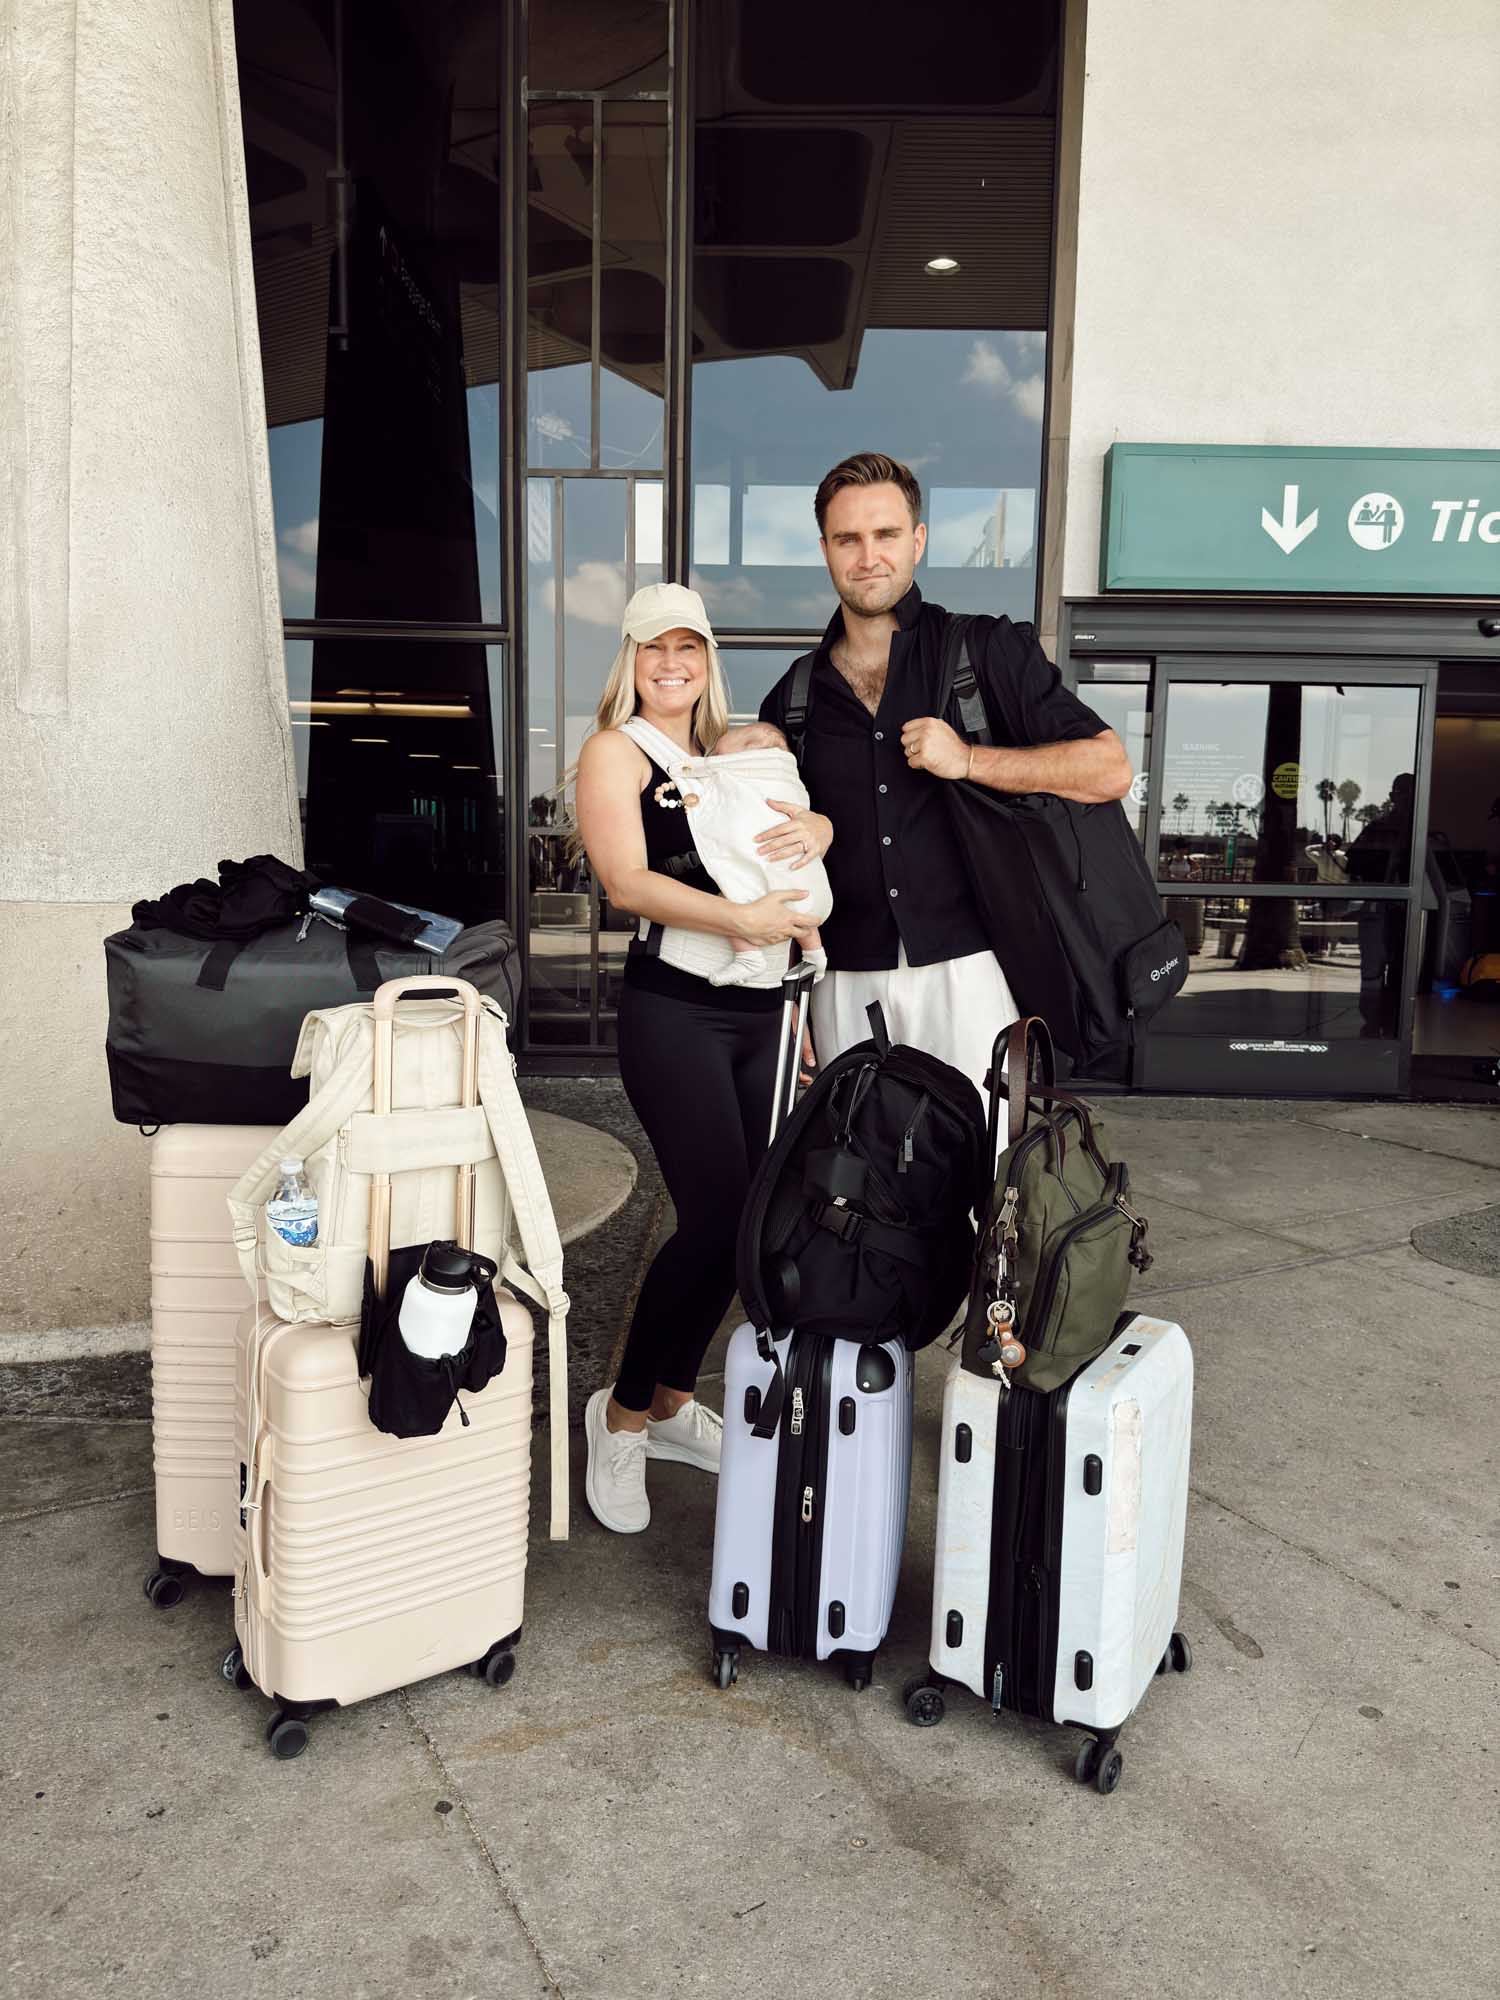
[960,1018,1153,1394]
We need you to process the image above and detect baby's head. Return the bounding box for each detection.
[712,721,788,757]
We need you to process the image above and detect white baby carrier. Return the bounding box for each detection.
[227,979,570,1537]
[618,715,832,988]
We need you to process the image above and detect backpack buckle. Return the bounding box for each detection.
[812,1199,864,1243]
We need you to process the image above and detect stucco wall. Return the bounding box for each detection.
[1062,1,1500,597]
[1,0,296,1335]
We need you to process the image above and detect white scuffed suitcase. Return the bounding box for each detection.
[709,1322,912,1689]
[143,1124,277,1607]
[915,1313,1193,1793]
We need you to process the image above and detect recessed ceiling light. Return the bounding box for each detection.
[925,256,960,276]
[350,736,388,744]
[409,752,441,759]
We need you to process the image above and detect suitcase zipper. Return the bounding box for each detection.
[768,1335,829,1658]
[790,1387,805,1436]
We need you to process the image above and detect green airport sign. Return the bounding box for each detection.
[1101,444,1500,594]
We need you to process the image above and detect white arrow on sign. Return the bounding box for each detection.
[1261,483,1319,555]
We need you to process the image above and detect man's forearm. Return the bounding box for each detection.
[967,730,1132,805]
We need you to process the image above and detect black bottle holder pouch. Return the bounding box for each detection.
[359,1244,507,1439]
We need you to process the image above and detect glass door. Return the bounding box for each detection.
[1139,659,1437,1096]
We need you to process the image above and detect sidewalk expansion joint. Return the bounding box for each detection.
[1192,1482,1500,1667]
[1,1484,152,1527]
[1135,1239,1399,1303]
[1291,1111,1500,1177]
[398,1687,570,1996]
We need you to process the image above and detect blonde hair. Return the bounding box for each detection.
[560,624,732,859]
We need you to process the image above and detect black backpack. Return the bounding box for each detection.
[935,615,1186,1078]
[736,1003,985,1425]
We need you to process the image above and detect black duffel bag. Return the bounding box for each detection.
[937,615,1187,1080]
[104,856,519,1127]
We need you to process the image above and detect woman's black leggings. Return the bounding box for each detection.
[614,981,780,1412]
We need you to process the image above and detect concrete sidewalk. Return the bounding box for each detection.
[3,1097,1498,1999]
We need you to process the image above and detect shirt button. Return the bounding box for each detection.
[874,730,884,741]
[878,783,888,795]
[882,836,892,846]
[889,888,899,899]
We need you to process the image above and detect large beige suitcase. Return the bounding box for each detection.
[144,1124,276,1607]
[223,977,568,1757]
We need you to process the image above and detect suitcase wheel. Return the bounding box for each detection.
[480,1645,517,1689]
[843,1651,874,1693]
[220,1644,255,1694]
[1169,1631,1193,1674]
[1073,1736,1124,1796]
[712,1647,739,1691]
[143,1568,185,1611]
[265,1709,309,1761]
[902,1677,946,1727]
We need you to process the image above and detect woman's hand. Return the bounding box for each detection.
[754,804,833,871]
[731,889,816,947]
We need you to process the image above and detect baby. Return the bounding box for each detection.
[689,722,830,988]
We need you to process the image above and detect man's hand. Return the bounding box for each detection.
[900,715,970,780]
[799,1026,816,1088]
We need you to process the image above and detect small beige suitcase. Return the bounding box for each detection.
[144,1124,276,1607]
[224,977,568,1757]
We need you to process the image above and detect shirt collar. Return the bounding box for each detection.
[817,581,925,659]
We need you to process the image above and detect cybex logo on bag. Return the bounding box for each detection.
[1149,956,1180,984]
[172,1508,221,1533]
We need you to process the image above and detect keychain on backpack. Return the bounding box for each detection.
[973,1183,1026,1381]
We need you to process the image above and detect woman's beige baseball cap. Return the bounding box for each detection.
[621,581,716,645]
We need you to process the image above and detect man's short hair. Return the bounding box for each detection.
[814,452,922,535]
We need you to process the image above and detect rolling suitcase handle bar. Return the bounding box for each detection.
[369,977,483,1297]
[768,959,820,1147]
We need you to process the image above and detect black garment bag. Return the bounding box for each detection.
[936,616,1187,1079]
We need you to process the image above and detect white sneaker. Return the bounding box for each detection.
[584,1387,650,1533]
[645,1397,723,1473]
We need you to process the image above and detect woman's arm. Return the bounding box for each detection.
[576,731,816,944]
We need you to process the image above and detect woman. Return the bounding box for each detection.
[574,582,833,1533]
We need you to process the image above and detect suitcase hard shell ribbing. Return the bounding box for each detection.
[231,1295,535,1732]
[917,1314,1193,1790]
[144,1124,277,1606]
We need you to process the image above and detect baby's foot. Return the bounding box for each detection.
[710,949,767,987]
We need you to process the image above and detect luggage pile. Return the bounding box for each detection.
[711,974,1196,1794]
[121,858,566,1760]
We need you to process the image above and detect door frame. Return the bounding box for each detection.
[1057,597,1496,1095]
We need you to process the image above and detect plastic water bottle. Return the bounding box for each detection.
[266,1157,318,1248]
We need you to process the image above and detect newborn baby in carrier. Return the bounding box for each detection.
[623,717,833,988]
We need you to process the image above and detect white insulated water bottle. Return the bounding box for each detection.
[397,1242,491,1359]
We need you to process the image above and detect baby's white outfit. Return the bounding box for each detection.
[618,718,833,989]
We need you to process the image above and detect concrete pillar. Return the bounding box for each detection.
[0,0,297,1343]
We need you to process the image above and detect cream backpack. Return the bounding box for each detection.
[227,977,570,1537]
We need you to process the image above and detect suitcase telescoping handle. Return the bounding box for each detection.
[369,976,483,1298]
[768,960,820,1147]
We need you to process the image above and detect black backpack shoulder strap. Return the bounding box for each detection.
[940,613,995,746]
[783,650,817,765]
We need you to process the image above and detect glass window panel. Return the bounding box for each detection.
[285,638,505,927]
[236,1,502,622]
[528,104,595,469]
[528,0,668,93]
[1155,897,1408,1043]
[718,649,808,725]
[1076,662,1152,849]
[600,102,667,469]
[1159,682,1423,887]
[690,332,1046,629]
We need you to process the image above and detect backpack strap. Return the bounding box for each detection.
[474,1000,571,1541]
[783,651,817,766]
[940,613,996,749]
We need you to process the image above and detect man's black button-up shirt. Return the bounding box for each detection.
[759,585,1107,973]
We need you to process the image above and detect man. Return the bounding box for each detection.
[758,450,1132,1095]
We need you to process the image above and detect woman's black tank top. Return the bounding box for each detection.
[623,751,779,1012]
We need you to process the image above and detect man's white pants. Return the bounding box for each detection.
[809,944,1019,1101]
